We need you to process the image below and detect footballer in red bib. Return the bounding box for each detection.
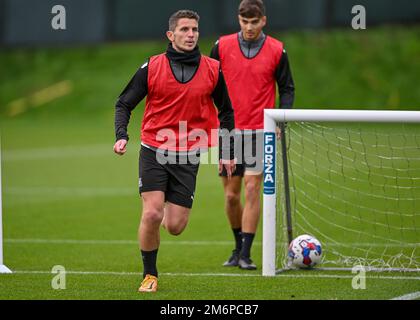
[210,0,295,271]
[114,10,236,292]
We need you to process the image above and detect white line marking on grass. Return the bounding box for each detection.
[9,270,420,281]
[390,291,420,300]
[12,270,260,277]
[164,273,420,280]
[4,238,236,246]
[4,238,418,247]
[5,238,137,245]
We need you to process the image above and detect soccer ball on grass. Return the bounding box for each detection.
[288,234,322,269]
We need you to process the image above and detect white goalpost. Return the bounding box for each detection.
[263,109,420,276]
[0,137,12,273]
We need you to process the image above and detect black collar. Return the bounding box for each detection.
[166,43,201,66]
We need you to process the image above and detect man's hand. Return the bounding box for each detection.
[113,139,128,155]
[276,126,282,140]
[219,158,236,179]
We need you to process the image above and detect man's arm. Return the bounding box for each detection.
[211,69,236,176]
[212,70,234,133]
[275,50,295,109]
[114,61,148,155]
[210,41,234,155]
[114,62,148,141]
[209,41,220,61]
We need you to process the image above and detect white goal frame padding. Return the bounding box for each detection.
[263,109,420,276]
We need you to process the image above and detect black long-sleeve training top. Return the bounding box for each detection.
[114,44,235,158]
[210,32,295,109]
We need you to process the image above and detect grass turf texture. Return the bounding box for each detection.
[0,25,419,299]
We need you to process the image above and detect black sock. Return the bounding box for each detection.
[141,249,158,278]
[233,228,242,252]
[240,233,255,259]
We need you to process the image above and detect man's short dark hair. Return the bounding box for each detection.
[168,10,200,31]
[238,0,266,18]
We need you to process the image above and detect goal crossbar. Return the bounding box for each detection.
[263,109,420,276]
[265,109,420,124]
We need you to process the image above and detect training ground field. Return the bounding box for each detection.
[0,26,419,300]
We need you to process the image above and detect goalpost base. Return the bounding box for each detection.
[0,264,12,273]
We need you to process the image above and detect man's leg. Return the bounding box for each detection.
[138,191,164,292]
[238,173,263,270]
[137,146,170,292]
[162,157,198,235]
[221,176,243,266]
[162,202,191,236]
[139,191,165,284]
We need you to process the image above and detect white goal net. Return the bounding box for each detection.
[263,109,420,276]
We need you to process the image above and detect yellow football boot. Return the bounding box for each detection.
[138,274,158,293]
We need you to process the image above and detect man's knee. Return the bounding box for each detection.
[225,191,241,208]
[244,178,262,198]
[142,209,164,226]
[166,220,188,236]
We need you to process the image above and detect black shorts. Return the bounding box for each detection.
[139,146,200,209]
[219,131,263,177]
